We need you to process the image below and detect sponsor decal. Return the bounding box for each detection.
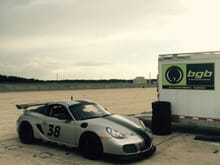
[162,63,214,90]
[166,66,183,84]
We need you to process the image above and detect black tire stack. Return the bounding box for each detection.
[152,101,171,135]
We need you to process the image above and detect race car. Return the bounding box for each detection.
[16,99,156,159]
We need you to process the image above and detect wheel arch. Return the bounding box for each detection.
[79,131,100,141]
[19,120,33,129]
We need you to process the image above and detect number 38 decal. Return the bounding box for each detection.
[47,124,61,137]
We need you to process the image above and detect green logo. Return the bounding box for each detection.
[165,66,183,84]
[162,64,186,86]
[162,63,214,90]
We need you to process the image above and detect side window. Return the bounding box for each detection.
[50,105,72,120]
[35,105,51,116]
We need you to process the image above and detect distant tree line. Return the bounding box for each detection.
[49,79,133,83]
[0,74,42,83]
[0,74,133,83]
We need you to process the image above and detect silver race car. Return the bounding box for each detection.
[16,100,156,159]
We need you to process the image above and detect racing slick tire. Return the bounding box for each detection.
[79,132,103,159]
[152,101,171,118]
[152,101,171,135]
[18,122,34,144]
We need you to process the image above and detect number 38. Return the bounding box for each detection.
[47,124,61,137]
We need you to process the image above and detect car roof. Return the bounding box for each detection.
[52,100,96,106]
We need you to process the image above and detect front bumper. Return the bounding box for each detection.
[105,145,156,162]
[102,134,155,156]
[121,144,156,159]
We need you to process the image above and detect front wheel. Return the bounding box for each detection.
[18,122,34,144]
[79,133,103,159]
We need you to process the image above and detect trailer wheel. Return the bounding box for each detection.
[152,101,171,135]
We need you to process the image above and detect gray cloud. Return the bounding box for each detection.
[1,0,220,80]
[0,0,184,38]
[0,0,30,8]
[74,61,112,67]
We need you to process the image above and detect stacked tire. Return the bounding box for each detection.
[152,101,171,135]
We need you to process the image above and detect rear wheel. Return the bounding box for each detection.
[79,132,103,159]
[18,122,34,144]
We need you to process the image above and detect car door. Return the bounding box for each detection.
[41,104,77,146]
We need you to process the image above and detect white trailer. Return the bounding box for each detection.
[158,51,220,128]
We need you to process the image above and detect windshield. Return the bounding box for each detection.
[69,103,111,120]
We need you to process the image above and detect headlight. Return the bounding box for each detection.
[106,127,125,139]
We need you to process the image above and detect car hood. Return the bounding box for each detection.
[85,114,149,137]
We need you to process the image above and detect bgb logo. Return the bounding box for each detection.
[165,66,183,84]
[163,63,214,90]
[187,70,213,79]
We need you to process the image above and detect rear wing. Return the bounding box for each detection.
[16,102,51,110]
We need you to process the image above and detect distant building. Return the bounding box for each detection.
[147,79,157,84]
[133,77,147,84]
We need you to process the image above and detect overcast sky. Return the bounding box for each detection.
[1,0,220,80]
